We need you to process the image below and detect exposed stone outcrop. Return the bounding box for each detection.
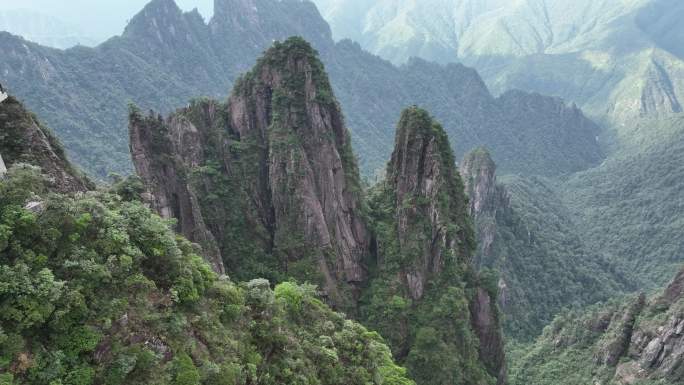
[129,107,225,274]
[373,107,505,384]
[386,106,475,300]
[228,38,370,290]
[0,152,6,176]
[594,294,646,366]
[614,269,684,384]
[515,267,684,384]
[130,38,369,302]
[460,147,509,267]
[471,287,507,385]
[0,95,91,193]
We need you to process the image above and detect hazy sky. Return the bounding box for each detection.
[0,0,214,42]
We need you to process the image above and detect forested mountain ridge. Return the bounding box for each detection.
[0,0,602,178]
[558,115,684,289]
[0,81,415,385]
[130,38,506,385]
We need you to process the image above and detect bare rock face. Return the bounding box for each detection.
[386,106,475,300]
[460,147,508,219]
[619,269,684,383]
[470,287,507,385]
[0,95,91,193]
[594,295,646,367]
[531,267,684,385]
[129,107,225,274]
[460,147,509,267]
[130,38,369,302]
[229,38,370,291]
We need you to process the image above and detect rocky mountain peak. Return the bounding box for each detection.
[386,106,475,300]
[0,95,92,193]
[459,147,510,270]
[211,0,333,51]
[229,36,370,299]
[131,37,369,306]
[123,0,186,38]
[460,147,508,218]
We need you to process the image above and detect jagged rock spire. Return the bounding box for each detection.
[386,106,475,300]
[130,37,369,303]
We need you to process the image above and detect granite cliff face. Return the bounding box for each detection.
[511,268,684,385]
[130,38,369,305]
[0,95,91,193]
[460,148,509,267]
[129,106,225,274]
[363,107,505,385]
[386,107,475,300]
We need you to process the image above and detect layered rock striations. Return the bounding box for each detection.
[0,95,91,193]
[130,38,369,305]
[386,107,475,300]
[460,147,509,267]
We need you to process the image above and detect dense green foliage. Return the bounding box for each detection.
[559,115,684,289]
[0,165,414,385]
[488,175,627,339]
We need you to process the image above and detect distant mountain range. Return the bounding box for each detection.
[311,0,684,299]
[313,0,684,130]
[0,0,602,179]
[0,9,97,48]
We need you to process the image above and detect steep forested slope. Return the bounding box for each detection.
[459,148,626,340]
[559,115,684,288]
[0,0,602,178]
[509,268,684,385]
[0,166,414,385]
[0,95,92,193]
